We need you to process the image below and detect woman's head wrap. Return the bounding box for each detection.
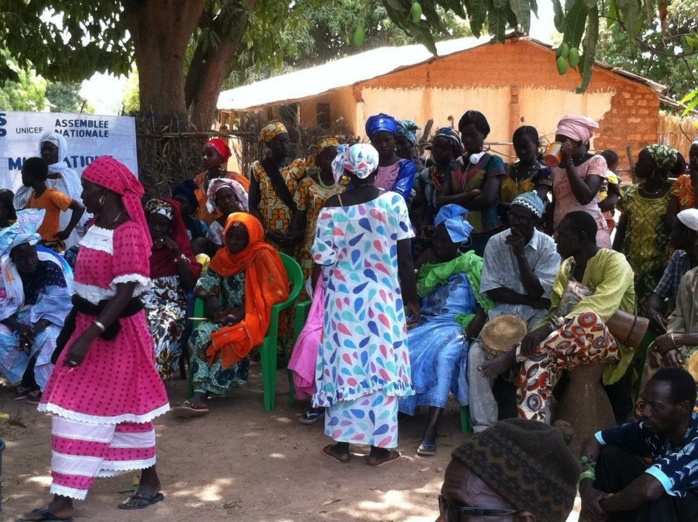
[555,115,599,144]
[331,143,379,183]
[432,127,464,157]
[365,113,398,137]
[644,144,678,173]
[458,110,491,137]
[38,131,68,163]
[511,191,545,219]
[206,178,249,213]
[204,138,232,162]
[397,120,420,144]
[306,137,340,169]
[145,198,175,220]
[0,209,44,257]
[434,204,473,243]
[82,156,151,249]
[260,121,288,143]
[172,179,200,209]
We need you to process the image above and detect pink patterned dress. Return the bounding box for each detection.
[39,222,169,500]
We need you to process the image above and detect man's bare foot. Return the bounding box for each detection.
[479,348,516,379]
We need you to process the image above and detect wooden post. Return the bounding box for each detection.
[626,145,636,184]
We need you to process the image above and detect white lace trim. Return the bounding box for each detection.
[73,274,150,303]
[38,403,170,425]
[50,483,88,501]
[79,226,114,255]
[97,457,157,476]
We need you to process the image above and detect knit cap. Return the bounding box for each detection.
[451,418,580,522]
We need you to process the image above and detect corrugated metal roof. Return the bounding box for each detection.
[217,34,666,111]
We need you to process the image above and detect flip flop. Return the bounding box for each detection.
[118,492,165,510]
[322,444,351,463]
[171,400,209,418]
[417,441,437,457]
[16,507,73,521]
[367,449,401,467]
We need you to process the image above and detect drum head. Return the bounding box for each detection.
[481,315,528,355]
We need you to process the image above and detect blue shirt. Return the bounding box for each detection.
[596,411,698,497]
[654,250,691,300]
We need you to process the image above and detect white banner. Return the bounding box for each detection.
[0,111,138,194]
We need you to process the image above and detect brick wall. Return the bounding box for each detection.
[356,38,661,173]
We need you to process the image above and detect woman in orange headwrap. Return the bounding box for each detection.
[172,212,288,417]
[193,138,250,225]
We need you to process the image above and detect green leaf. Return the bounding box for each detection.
[563,0,588,49]
[613,0,641,38]
[606,0,618,26]
[576,4,598,93]
[551,0,565,33]
[510,0,531,32]
[467,0,491,37]
[488,7,507,42]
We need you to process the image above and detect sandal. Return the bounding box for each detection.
[367,449,401,467]
[171,400,209,418]
[118,492,165,510]
[16,507,72,521]
[15,385,32,401]
[417,441,437,457]
[299,408,325,425]
[322,444,351,463]
[26,390,43,405]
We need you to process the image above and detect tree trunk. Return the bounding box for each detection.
[123,0,206,122]
[185,1,257,128]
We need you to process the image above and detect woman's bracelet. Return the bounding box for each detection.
[93,320,106,333]
[174,252,190,264]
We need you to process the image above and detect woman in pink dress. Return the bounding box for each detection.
[548,115,611,248]
[21,157,170,521]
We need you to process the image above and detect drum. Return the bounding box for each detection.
[481,315,528,358]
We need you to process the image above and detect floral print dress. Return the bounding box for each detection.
[188,268,248,395]
[311,191,414,448]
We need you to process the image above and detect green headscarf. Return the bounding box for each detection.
[645,144,678,173]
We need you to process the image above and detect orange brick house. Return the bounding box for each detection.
[218,35,668,171]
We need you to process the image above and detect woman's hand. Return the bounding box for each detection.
[560,140,574,161]
[405,301,421,326]
[205,294,221,320]
[64,334,93,368]
[154,236,179,253]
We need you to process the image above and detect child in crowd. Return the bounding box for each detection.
[599,149,621,231]
[19,157,84,252]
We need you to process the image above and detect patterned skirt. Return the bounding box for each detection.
[144,276,187,380]
[325,391,398,448]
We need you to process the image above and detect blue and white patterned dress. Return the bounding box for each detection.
[312,191,414,448]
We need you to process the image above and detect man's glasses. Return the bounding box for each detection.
[438,495,519,520]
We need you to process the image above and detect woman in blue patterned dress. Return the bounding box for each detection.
[312,143,419,466]
[398,205,490,456]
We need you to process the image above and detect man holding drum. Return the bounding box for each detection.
[468,191,560,432]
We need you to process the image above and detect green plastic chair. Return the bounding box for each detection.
[187,252,307,412]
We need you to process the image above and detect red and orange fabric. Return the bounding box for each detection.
[671,174,695,210]
[207,212,289,368]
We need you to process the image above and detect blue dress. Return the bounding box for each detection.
[399,272,476,415]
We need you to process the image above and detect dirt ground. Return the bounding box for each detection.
[0,364,582,521]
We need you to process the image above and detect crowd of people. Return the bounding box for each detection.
[3,113,697,521]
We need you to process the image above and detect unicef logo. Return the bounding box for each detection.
[0,113,7,137]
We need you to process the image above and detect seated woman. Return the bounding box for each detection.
[144,199,201,380]
[172,213,288,417]
[172,179,214,244]
[0,209,72,403]
[398,205,489,457]
[206,177,249,246]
